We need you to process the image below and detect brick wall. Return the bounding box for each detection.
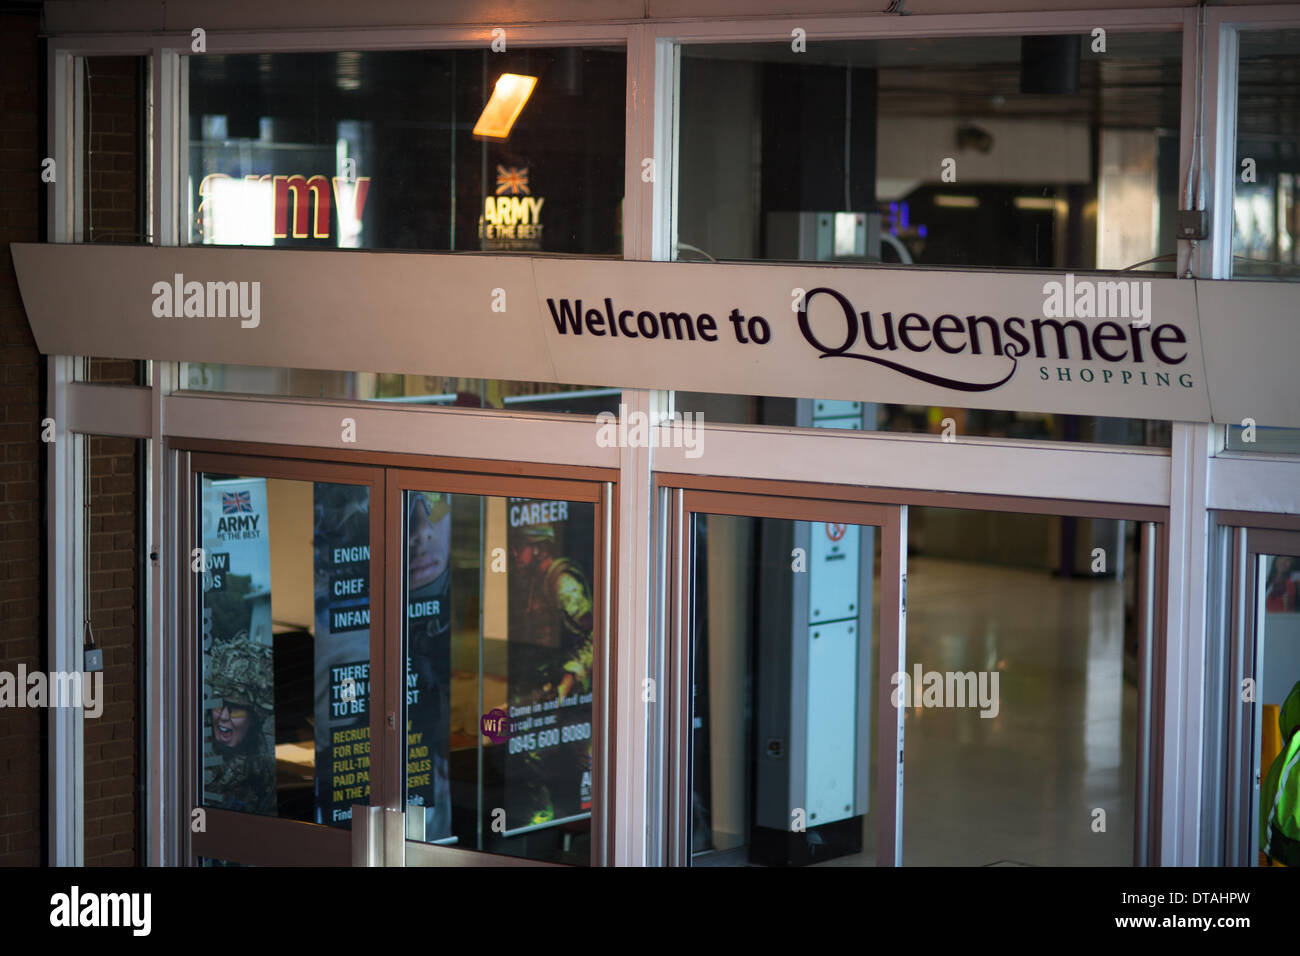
[84,434,139,866]
[83,57,144,248]
[0,7,44,867]
[82,56,143,866]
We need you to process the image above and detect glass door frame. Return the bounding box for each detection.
[385,467,615,867]
[661,480,907,866]
[177,440,617,866]
[182,450,383,866]
[1219,513,1300,866]
[658,472,1167,867]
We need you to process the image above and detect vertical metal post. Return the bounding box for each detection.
[46,356,83,865]
[1161,423,1214,864]
[876,505,907,866]
[1135,521,1158,866]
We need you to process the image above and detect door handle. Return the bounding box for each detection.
[351,805,384,866]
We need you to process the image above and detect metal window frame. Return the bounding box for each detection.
[1205,4,1300,281]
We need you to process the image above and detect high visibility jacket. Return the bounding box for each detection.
[1261,681,1300,867]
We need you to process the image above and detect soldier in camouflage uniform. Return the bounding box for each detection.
[510,523,593,699]
[205,635,277,816]
[507,522,594,827]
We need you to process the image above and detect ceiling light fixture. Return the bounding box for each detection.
[473,73,538,140]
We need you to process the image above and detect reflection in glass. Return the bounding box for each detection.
[677,33,1181,273]
[401,492,596,864]
[199,475,371,826]
[903,507,1139,865]
[186,48,625,254]
[1225,424,1300,455]
[1233,30,1300,280]
[674,393,1172,447]
[180,364,620,417]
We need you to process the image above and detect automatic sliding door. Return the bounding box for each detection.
[391,472,610,866]
[668,489,905,867]
[900,507,1154,866]
[188,456,385,866]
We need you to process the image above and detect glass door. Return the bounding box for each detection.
[1229,528,1300,868]
[899,506,1156,866]
[664,485,906,866]
[183,451,612,866]
[663,480,1162,867]
[388,469,611,867]
[186,454,386,866]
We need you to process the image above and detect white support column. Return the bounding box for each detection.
[610,23,675,866]
[46,355,83,866]
[146,362,179,865]
[151,46,182,246]
[612,389,668,867]
[45,36,81,868]
[1161,422,1214,864]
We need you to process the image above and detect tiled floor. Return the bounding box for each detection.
[818,556,1138,867]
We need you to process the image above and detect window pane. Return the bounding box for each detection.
[180,364,620,416]
[83,56,146,244]
[674,392,1172,447]
[199,475,371,827]
[1233,30,1300,280]
[677,33,1181,272]
[78,56,149,384]
[186,48,625,254]
[1225,424,1300,454]
[402,491,597,864]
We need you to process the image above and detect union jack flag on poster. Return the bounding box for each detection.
[495,165,531,196]
[222,491,253,514]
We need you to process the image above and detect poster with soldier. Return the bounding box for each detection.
[505,497,596,829]
[311,483,373,827]
[200,477,277,816]
[403,492,453,841]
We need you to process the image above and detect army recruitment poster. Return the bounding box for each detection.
[311,483,372,827]
[200,477,277,816]
[505,497,596,830]
[403,492,453,841]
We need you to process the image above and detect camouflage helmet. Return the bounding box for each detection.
[207,637,274,718]
[410,492,451,524]
[516,522,556,544]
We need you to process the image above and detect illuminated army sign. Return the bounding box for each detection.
[196,173,372,242]
[480,165,545,250]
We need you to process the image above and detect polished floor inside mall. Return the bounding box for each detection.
[819,556,1138,867]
